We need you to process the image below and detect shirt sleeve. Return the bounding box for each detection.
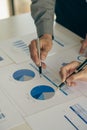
[31,0,56,37]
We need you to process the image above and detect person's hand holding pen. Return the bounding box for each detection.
[59,61,87,87]
[29,34,53,68]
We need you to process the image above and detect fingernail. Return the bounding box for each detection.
[36,61,40,65]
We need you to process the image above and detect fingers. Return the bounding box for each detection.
[59,67,67,82]
[40,38,52,60]
[66,67,87,86]
[29,35,52,67]
[29,39,40,65]
[60,61,80,85]
[79,37,87,54]
[66,72,82,86]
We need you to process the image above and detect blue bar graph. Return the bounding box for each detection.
[13,40,29,55]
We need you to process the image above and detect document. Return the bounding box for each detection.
[0,61,81,117]
[0,33,70,64]
[0,49,13,67]
[54,23,82,49]
[75,81,87,97]
[0,31,87,130]
[25,96,87,130]
[0,90,24,130]
[0,33,37,63]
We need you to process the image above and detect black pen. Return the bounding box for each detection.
[57,59,87,89]
[37,38,42,77]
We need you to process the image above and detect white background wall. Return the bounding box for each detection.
[0,0,31,20]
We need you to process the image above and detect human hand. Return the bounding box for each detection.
[60,61,87,86]
[29,34,52,68]
[79,34,87,55]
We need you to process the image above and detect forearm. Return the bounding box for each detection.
[31,0,56,37]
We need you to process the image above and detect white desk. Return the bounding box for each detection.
[0,13,36,41]
[0,13,85,130]
[0,13,82,42]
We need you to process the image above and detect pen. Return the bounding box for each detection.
[57,59,87,88]
[37,38,42,77]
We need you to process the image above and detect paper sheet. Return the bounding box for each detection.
[0,33,37,63]
[0,61,82,117]
[25,96,87,130]
[75,81,87,97]
[10,123,32,130]
[0,49,13,67]
[0,31,87,130]
[0,32,64,64]
[0,90,24,130]
[54,23,82,49]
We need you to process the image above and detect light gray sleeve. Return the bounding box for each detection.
[31,0,56,37]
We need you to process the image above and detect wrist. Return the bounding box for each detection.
[40,34,52,41]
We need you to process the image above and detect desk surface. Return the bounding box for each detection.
[0,13,82,41]
[0,13,36,41]
[0,13,84,130]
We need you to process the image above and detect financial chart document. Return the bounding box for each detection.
[0,32,87,130]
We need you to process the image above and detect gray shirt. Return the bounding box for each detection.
[31,0,87,38]
[31,0,56,37]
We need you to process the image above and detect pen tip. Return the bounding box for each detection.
[39,66,42,78]
[58,82,65,89]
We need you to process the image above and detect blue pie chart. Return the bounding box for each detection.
[13,69,35,81]
[30,85,55,100]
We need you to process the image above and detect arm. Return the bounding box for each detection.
[31,0,56,37]
[29,0,55,67]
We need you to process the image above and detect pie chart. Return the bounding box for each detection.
[77,55,86,61]
[13,69,35,81]
[30,85,55,100]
